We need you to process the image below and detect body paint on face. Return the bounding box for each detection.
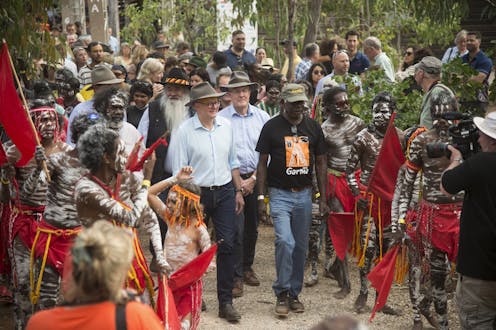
[32,108,58,140]
[107,94,127,130]
[372,102,392,129]
[329,92,350,118]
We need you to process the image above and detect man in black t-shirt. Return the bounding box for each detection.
[441,112,496,330]
[256,84,329,317]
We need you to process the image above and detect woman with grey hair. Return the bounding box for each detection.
[74,125,170,303]
[26,221,163,329]
[442,30,468,64]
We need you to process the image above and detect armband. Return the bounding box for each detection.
[398,218,406,225]
[142,179,151,189]
[257,194,265,201]
[315,192,321,199]
[1,177,9,185]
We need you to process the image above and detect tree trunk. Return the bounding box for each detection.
[287,0,295,82]
[302,0,323,46]
[275,0,281,68]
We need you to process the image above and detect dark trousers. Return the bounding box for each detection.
[201,182,237,305]
[234,190,259,278]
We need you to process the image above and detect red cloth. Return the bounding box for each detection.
[358,189,392,229]
[0,43,38,166]
[156,275,181,330]
[327,212,354,261]
[174,280,202,330]
[126,229,154,296]
[169,243,217,292]
[417,200,461,262]
[0,202,11,275]
[367,113,405,202]
[127,137,167,172]
[326,172,356,212]
[368,244,400,322]
[405,209,418,242]
[11,204,44,249]
[31,220,81,276]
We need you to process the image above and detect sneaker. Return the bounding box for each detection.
[289,296,304,313]
[232,278,243,298]
[243,270,260,286]
[219,303,241,322]
[275,291,289,317]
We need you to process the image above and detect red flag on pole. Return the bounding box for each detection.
[169,243,217,292]
[327,212,354,261]
[368,244,400,322]
[0,42,37,166]
[127,137,168,172]
[367,113,405,202]
[156,275,181,330]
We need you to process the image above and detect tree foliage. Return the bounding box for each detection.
[0,0,60,80]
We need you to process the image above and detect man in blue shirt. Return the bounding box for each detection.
[345,30,370,76]
[462,31,493,115]
[224,30,256,70]
[172,82,245,323]
[218,71,270,297]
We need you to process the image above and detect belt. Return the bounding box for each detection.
[200,182,231,191]
[240,172,254,180]
[288,186,310,192]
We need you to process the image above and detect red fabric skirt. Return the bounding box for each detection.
[31,220,81,276]
[11,204,44,249]
[327,171,356,212]
[358,188,392,229]
[173,280,202,330]
[417,200,461,262]
[126,227,155,298]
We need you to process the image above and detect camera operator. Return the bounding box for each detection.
[440,111,496,330]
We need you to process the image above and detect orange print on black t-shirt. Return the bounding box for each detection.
[285,136,310,168]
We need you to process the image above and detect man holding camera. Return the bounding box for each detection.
[441,111,496,330]
[398,101,464,330]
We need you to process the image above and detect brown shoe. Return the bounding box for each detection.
[219,303,241,322]
[354,292,368,314]
[289,296,304,313]
[243,270,260,286]
[232,278,243,298]
[275,291,289,317]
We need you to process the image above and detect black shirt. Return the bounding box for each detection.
[442,152,496,280]
[256,115,327,189]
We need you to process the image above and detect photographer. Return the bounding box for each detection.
[441,111,496,330]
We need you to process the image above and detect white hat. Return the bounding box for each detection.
[474,112,496,140]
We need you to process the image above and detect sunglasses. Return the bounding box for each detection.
[313,70,324,75]
[335,99,350,107]
[404,51,413,56]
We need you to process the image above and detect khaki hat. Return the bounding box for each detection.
[91,65,124,86]
[281,83,308,103]
[415,56,442,74]
[261,58,275,70]
[474,112,496,140]
[186,82,225,106]
[225,71,257,89]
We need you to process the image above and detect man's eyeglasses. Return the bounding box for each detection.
[335,99,349,108]
[197,100,220,107]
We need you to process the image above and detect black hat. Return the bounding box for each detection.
[280,39,297,46]
[152,40,170,49]
[164,68,190,87]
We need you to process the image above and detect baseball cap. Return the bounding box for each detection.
[281,83,308,103]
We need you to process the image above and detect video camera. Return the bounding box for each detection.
[426,112,480,159]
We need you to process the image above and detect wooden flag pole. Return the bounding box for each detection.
[2,39,51,182]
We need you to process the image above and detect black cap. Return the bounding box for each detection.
[280,39,297,46]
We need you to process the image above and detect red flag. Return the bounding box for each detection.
[367,113,405,202]
[368,244,400,322]
[126,136,143,170]
[0,142,7,166]
[327,212,354,261]
[156,275,181,330]
[169,243,217,292]
[0,43,37,166]
[127,137,168,172]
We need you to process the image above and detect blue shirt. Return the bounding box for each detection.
[462,51,493,80]
[295,58,312,81]
[172,114,239,187]
[66,99,95,147]
[218,104,270,175]
[224,47,256,70]
[349,51,370,75]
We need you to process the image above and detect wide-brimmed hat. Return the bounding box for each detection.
[261,58,275,70]
[188,56,207,69]
[164,68,190,87]
[415,56,442,74]
[474,112,496,140]
[90,65,123,88]
[281,83,308,103]
[186,82,225,106]
[225,71,257,89]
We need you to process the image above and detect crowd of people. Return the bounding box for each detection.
[0,22,495,330]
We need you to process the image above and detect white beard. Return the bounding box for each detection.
[160,93,191,132]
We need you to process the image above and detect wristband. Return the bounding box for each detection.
[454,158,463,163]
[251,174,257,181]
[315,192,321,199]
[1,177,9,185]
[257,194,265,201]
[142,179,151,188]
[398,218,406,225]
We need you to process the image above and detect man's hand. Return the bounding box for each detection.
[235,191,245,214]
[240,177,256,196]
[318,198,330,218]
[447,145,463,163]
[156,258,172,275]
[143,151,156,180]
[34,145,46,170]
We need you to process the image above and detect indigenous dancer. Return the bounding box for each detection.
[345,92,403,315]
[29,112,104,311]
[5,106,67,329]
[74,125,168,304]
[398,102,463,330]
[148,176,213,330]
[306,87,364,298]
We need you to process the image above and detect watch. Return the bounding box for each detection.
[236,188,244,193]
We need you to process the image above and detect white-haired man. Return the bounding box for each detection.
[363,36,395,82]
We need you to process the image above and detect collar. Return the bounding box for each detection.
[227,104,254,117]
[192,113,222,130]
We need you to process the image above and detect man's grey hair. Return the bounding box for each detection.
[304,43,320,58]
[363,36,382,50]
[77,124,119,173]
